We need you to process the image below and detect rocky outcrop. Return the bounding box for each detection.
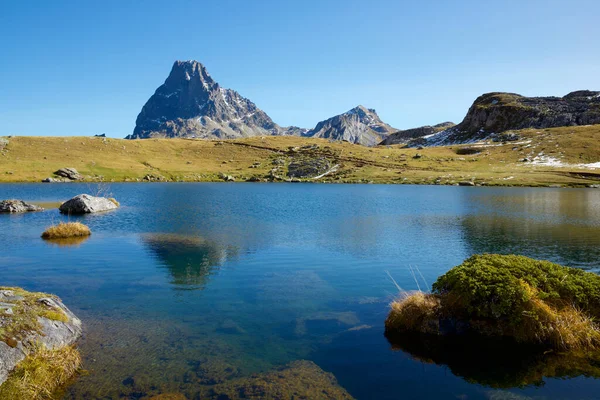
[54,168,83,180]
[418,90,600,147]
[0,200,44,213]
[305,106,396,146]
[59,194,119,214]
[127,60,301,140]
[287,157,332,179]
[379,122,455,145]
[0,287,82,386]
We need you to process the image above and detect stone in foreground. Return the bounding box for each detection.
[0,200,44,213]
[0,287,82,386]
[59,194,119,214]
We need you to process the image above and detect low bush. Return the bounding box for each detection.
[41,222,91,239]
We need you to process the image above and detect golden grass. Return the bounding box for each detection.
[41,222,91,239]
[0,124,599,186]
[385,292,441,334]
[386,284,600,351]
[0,344,81,400]
[108,197,120,207]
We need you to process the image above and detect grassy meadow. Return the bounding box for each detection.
[1,124,599,187]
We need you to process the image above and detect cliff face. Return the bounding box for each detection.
[306,106,396,147]
[420,91,600,146]
[127,61,295,140]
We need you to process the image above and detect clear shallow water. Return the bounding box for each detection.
[1,183,600,399]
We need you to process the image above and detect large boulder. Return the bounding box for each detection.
[0,287,82,386]
[54,168,83,180]
[0,200,44,213]
[59,194,119,214]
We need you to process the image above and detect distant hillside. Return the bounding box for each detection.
[127,60,303,140]
[306,106,396,146]
[379,122,455,145]
[416,90,600,147]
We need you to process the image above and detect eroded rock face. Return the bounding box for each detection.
[287,157,332,179]
[0,200,44,213]
[417,90,600,147]
[306,105,396,147]
[127,60,301,140]
[0,288,82,386]
[59,194,119,214]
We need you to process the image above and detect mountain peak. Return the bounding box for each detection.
[165,60,216,88]
[127,60,283,139]
[346,105,377,115]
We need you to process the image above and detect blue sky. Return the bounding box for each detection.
[1,0,599,137]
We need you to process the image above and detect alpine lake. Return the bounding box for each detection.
[1,183,600,400]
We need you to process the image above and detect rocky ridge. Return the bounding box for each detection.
[379,122,455,145]
[416,91,600,147]
[306,105,396,146]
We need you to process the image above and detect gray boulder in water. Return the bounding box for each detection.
[59,194,119,214]
[0,288,82,386]
[0,200,44,213]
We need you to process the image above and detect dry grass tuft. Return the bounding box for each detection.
[0,344,81,400]
[385,292,441,334]
[41,222,91,239]
[108,197,120,207]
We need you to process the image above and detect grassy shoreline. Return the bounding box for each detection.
[1,125,599,187]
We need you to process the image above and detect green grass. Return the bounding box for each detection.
[386,255,600,351]
[0,124,599,186]
[0,344,81,400]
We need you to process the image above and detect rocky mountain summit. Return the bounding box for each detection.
[417,90,600,147]
[379,122,455,145]
[306,106,396,146]
[127,61,300,140]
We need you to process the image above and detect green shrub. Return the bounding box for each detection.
[432,254,600,322]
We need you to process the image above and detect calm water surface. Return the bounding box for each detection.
[1,183,600,399]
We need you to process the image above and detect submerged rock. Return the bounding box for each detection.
[59,194,119,214]
[206,360,354,399]
[0,287,82,386]
[0,200,44,213]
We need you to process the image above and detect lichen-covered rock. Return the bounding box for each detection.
[0,287,82,386]
[0,200,44,213]
[59,194,119,214]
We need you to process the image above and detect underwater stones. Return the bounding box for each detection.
[0,200,44,213]
[59,194,119,214]
[206,360,354,399]
[0,287,82,387]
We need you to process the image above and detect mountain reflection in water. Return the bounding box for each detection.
[141,233,239,289]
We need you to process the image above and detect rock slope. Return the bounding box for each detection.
[379,122,455,145]
[127,61,301,140]
[306,106,396,146]
[418,90,600,147]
